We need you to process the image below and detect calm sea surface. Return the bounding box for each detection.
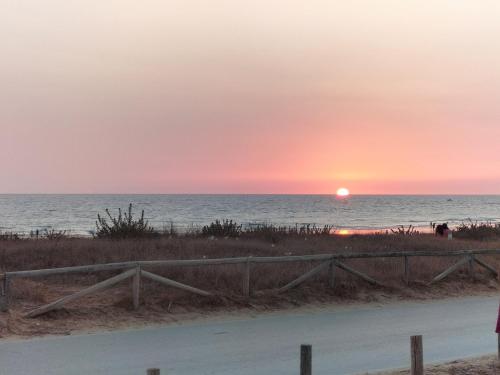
[1,195,499,236]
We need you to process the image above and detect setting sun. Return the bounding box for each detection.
[336,187,350,197]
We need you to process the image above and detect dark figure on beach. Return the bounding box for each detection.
[435,223,449,236]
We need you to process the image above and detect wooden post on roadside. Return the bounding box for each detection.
[497,333,500,361]
[147,369,160,375]
[132,266,141,310]
[300,344,312,375]
[243,257,251,297]
[410,335,424,375]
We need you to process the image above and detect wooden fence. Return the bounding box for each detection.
[1,249,499,318]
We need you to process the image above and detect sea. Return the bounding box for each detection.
[1,194,500,237]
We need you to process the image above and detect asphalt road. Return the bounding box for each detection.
[0,295,498,375]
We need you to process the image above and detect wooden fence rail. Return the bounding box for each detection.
[6,249,500,279]
[1,249,499,317]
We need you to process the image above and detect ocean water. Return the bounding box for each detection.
[0,194,499,237]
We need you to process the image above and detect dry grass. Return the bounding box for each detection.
[1,234,500,338]
[2,233,499,270]
[2,234,500,295]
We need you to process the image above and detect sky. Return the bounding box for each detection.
[1,0,500,194]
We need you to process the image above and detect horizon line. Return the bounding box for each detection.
[1,193,500,196]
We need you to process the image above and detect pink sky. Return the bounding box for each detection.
[1,0,500,194]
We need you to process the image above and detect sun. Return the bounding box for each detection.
[336,187,350,197]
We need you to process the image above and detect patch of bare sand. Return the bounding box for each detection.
[369,355,500,375]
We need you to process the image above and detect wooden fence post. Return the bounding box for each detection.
[132,266,141,310]
[0,274,9,312]
[328,260,336,288]
[147,369,160,375]
[404,256,410,285]
[468,255,475,280]
[410,335,424,375]
[243,257,251,297]
[300,344,312,375]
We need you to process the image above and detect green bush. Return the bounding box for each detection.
[95,204,157,239]
[202,219,242,238]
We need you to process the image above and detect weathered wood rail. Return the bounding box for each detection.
[1,249,499,318]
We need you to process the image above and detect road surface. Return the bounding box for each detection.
[0,295,498,375]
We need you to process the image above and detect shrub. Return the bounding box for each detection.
[162,221,178,237]
[241,223,290,243]
[0,231,21,241]
[454,219,500,241]
[296,224,335,236]
[202,219,242,238]
[43,229,68,240]
[390,225,419,236]
[95,204,157,239]
[242,223,335,243]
